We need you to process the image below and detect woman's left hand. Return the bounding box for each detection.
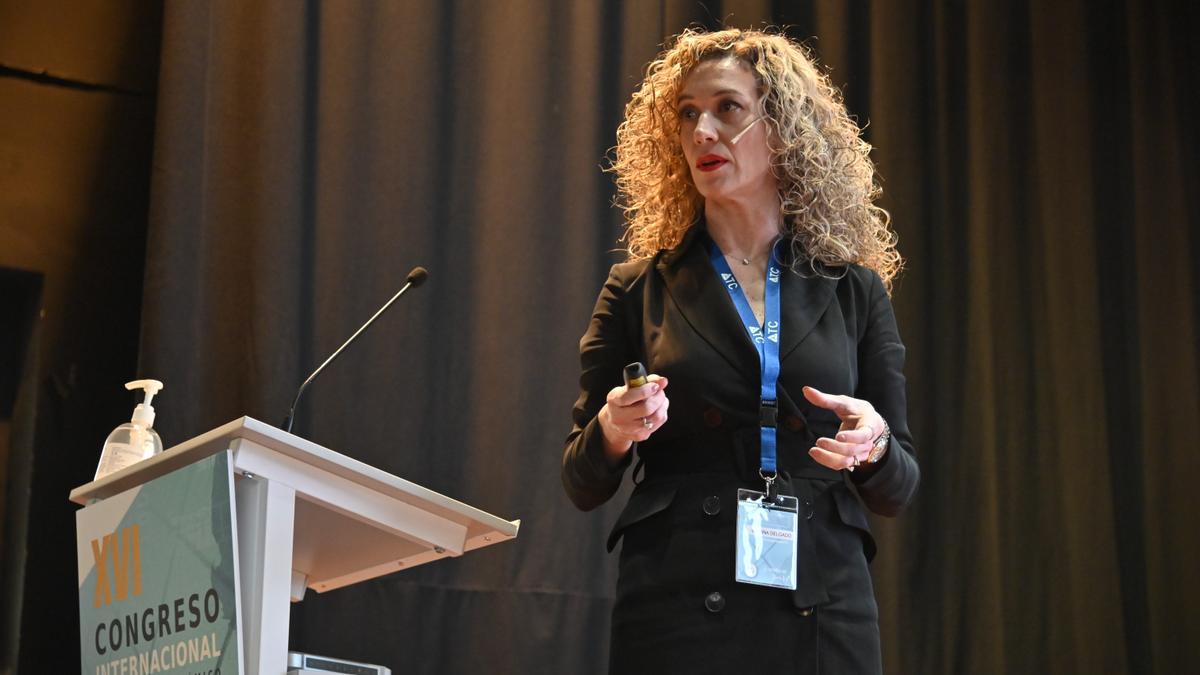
[802,386,885,472]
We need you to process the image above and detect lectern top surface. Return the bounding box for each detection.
[69,416,519,540]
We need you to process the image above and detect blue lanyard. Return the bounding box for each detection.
[708,239,783,482]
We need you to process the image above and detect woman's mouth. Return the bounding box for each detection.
[696,155,728,172]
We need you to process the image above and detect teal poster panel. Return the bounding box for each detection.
[77,450,243,675]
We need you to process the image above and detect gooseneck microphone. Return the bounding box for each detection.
[281,266,428,433]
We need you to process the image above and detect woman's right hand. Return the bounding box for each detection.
[597,374,670,466]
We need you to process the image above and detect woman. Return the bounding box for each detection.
[562,28,919,673]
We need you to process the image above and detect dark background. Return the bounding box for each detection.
[2,1,1197,673]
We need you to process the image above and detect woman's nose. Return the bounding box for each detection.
[693,112,718,144]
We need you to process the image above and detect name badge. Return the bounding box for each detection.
[735,488,798,590]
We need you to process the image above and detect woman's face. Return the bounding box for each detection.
[676,57,774,203]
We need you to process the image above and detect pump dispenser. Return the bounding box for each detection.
[94,379,165,480]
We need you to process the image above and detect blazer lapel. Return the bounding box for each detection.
[778,264,838,362]
[657,228,761,387]
[656,227,840,380]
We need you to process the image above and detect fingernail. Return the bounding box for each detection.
[650,384,659,393]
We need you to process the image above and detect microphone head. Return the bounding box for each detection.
[406,267,429,287]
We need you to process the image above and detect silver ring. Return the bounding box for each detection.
[642,417,653,429]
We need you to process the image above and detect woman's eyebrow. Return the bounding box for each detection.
[676,89,743,104]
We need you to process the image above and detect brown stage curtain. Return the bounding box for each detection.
[141,1,1197,673]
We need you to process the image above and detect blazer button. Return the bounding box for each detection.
[796,606,814,617]
[702,495,721,516]
[801,498,814,520]
[784,414,806,432]
[704,591,726,613]
[703,407,723,429]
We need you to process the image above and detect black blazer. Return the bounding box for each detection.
[562,225,919,613]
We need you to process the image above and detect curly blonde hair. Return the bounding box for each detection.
[610,27,902,291]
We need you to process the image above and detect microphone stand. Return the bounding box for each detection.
[282,267,427,433]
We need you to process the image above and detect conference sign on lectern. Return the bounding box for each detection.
[78,451,243,674]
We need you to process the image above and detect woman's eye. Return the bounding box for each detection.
[678,107,698,120]
[719,100,743,112]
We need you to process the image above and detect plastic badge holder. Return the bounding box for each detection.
[735,488,798,590]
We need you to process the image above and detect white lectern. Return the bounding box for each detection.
[71,416,520,675]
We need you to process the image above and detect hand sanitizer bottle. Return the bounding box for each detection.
[94,379,165,480]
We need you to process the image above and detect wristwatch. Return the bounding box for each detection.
[865,419,891,464]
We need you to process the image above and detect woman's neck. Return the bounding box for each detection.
[704,195,783,261]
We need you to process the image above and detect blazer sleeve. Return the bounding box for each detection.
[849,270,921,516]
[561,265,637,511]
